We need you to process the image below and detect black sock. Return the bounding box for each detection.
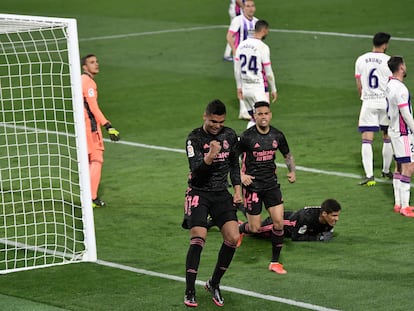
[271,228,284,262]
[211,240,236,286]
[239,222,249,234]
[185,237,205,293]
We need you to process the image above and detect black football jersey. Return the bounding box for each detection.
[286,207,334,241]
[237,126,290,191]
[185,126,240,191]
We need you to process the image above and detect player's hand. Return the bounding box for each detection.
[233,185,243,204]
[237,88,244,100]
[287,172,296,183]
[241,174,255,186]
[271,91,277,103]
[204,140,221,165]
[209,140,221,157]
[107,127,120,141]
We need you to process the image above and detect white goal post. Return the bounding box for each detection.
[0,13,96,274]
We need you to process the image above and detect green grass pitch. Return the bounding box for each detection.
[1,0,414,310]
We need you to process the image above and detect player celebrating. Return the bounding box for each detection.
[234,20,277,128]
[385,56,414,217]
[236,101,296,274]
[355,32,393,186]
[182,99,242,307]
[81,54,120,208]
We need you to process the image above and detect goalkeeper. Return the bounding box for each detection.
[81,54,120,208]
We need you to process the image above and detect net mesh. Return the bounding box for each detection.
[0,17,88,273]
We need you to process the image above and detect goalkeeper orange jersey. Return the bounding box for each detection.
[82,73,110,152]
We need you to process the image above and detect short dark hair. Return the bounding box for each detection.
[321,199,341,214]
[255,20,269,32]
[388,55,404,73]
[373,32,391,47]
[254,101,270,110]
[81,54,96,66]
[205,99,226,116]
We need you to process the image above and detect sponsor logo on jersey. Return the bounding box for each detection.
[88,88,95,97]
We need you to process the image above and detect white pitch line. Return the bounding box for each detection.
[79,25,414,42]
[112,139,393,184]
[97,259,340,311]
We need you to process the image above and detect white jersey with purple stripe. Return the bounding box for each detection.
[386,78,414,163]
[386,77,412,136]
[228,14,258,49]
[355,51,391,109]
[234,37,271,91]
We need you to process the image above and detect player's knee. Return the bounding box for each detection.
[228,233,240,246]
[272,221,284,231]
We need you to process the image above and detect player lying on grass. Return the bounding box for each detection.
[208,199,341,242]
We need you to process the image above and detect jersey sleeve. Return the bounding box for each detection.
[82,75,110,127]
[185,132,210,177]
[229,130,241,186]
[277,131,290,157]
[289,211,319,241]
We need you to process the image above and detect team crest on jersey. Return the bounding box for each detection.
[187,140,195,157]
[272,140,278,148]
[223,140,229,150]
[88,88,95,97]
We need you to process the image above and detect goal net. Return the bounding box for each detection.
[0,14,96,274]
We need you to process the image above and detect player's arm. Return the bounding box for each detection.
[290,216,318,241]
[226,29,237,56]
[233,54,243,100]
[263,63,277,102]
[280,140,296,183]
[355,75,362,98]
[84,83,120,141]
[186,136,212,175]
[236,0,244,9]
[229,134,242,203]
[277,131,296,183]
[234,135,254,186]
[354,58,362,97]
[284,153,296,183]
[399,103,414,133]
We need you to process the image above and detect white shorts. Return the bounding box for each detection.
[242,88,269,112]
[389,132,414,163]
[358,104,388,132]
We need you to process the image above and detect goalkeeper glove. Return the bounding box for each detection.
[104,123,120,141]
